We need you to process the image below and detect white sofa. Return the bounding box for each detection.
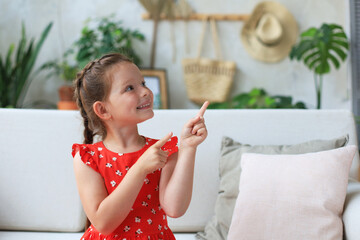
[0,109,360,240]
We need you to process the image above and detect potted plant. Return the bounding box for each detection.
[41,57,78,109]
[42,15,145,110]
[289,23,349,109]
[74,15,145,68]
[0,22,52,108]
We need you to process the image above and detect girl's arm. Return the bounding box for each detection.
[73,133,173,235]
[159,102,209,218]
[74,152,147,235]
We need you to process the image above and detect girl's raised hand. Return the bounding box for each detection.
[136,132,174,175]
[180,101,209,148]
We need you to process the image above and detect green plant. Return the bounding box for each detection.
[42,15,145,83]
[289,23,349,109]
[41,57,78,83]
[208,88,306,109]
[0,22,53,108]
[74,15,145,68]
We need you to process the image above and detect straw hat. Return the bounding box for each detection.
[241,1,298,63]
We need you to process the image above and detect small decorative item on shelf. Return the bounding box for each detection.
[208,88,306,109]
[182,18,236,105]
[0,22,52,108]
[41,15,145,110]
[290,23,349,109]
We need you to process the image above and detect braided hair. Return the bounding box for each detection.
[73,53,132,144]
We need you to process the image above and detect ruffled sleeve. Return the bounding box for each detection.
[161,136,179,157]
[72,143,100,173]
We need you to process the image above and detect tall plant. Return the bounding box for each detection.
[0,22,53,108]
[289,23,349,109]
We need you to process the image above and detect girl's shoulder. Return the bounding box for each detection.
[71,142,103,173]
[71,142,103,157]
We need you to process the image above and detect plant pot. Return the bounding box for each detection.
[58,85,75,101]
[57,101,78,110]
[58,85,78,110]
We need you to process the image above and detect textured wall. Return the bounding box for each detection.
[0,0,350,109]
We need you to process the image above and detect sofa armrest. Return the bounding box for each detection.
[343,180,360,240]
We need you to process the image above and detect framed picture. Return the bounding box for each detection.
[140,69,168,109]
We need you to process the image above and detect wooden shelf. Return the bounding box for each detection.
[142,13,250,21]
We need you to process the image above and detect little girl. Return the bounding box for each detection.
[71,53,208,240]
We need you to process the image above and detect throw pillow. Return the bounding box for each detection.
[227,145,357,240]
[196,135,349,240]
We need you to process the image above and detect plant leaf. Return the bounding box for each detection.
[15,22,53,107]
[329,44,347,61]
[304,50,320,66]
[289,23,349,76]
[328,52,340,69]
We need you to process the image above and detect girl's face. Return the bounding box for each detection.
[104,62,154,126]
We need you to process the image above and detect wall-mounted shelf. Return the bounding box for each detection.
[142,13,250,21]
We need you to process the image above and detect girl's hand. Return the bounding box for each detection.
[136,132,173,175]
[180,101,209,149]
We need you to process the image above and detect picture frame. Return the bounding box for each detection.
[140,69,168,109]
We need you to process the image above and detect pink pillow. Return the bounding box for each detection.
[228,145,357,240]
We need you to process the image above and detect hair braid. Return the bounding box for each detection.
[74,69,95,144]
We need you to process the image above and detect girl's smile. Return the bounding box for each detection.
[137,102,152,110]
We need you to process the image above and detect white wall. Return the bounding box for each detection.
[0,0,349,109]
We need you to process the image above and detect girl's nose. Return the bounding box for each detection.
[141,86,152,97]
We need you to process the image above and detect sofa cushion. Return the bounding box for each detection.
[196,135,349,240]
[228,145,356,240]
[0,110,86,232]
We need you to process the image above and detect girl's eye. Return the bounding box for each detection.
[142,81,146,87]
[125,85,134,92]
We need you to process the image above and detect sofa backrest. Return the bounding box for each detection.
[0,109,358,233]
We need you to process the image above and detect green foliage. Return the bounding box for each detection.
[75,16,145,68]
[0,22,53,108]
[42,15,145,83]
[41,59,78,82]
[208,88,306,109]
[289,23,349,109]
[290,24,348,75]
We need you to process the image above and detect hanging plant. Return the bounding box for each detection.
[289,23,349,109]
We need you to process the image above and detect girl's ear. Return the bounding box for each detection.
[93,101,111,120]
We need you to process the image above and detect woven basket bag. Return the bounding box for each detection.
[182,18,236,105]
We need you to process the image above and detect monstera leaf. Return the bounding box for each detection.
[290,23,349,75]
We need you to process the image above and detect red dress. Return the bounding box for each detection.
[72,136,178,240]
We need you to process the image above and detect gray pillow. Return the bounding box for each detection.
[196,135,349,240]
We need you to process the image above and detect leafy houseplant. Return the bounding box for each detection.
[0,22,53,108]
[42,15,145,109]
[73,15,145,69]
[289,23,349,109]
[208,88,306,109]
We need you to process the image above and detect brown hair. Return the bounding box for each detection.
[73,53,132,144]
